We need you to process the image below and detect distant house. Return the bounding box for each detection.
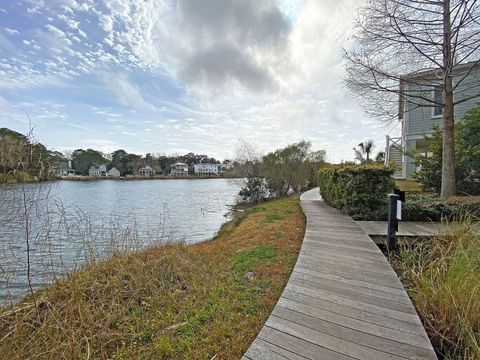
[55,161,75,177]
[107,166,120,177]
[135,165,155,176]
[220,163,233,173]
[170,162,188,176]
[194,163,221,176]
[385,61,480,179]
[89,164,107,177]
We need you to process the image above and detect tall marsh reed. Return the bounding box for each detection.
[0,182,172,307]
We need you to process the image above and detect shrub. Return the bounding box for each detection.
[317,164,395,220]
[403,194,480,221]
[413,105,480,195]
[239,173,268,203]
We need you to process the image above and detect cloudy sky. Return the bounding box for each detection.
[0,0,400,162]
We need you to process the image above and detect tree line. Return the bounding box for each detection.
[69,148,227,176]
[0,127,62,181]
[0,127,230,180]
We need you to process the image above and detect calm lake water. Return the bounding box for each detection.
[0,179,241,303]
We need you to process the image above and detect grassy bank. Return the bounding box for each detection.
[0,172,52,184]
[0,196,305,359]
[392,222,480,359]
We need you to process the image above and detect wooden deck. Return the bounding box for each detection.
[242,188,437,360]
[357,221,443,237]
[357,221,479,237]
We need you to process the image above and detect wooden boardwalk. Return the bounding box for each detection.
[357,221,479,237]
[242,188,437,360]
[357,221,443,236]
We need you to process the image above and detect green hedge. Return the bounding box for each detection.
[317,164,395,220]
[402,194,480,221]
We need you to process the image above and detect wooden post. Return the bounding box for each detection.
[387,193,399,253]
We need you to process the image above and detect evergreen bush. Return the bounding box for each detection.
[317,164,395,220]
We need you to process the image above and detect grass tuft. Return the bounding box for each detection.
[265,214,281,223]
[392,220,480,360]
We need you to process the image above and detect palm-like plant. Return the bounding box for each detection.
[353,140,375,163]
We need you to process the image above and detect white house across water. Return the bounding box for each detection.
[170,162,188,176]
[193,163,221,176]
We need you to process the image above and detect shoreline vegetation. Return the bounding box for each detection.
[59,174,242,181]
[0,172,243,184]
[0,196,305,359]
[392,221,480,360]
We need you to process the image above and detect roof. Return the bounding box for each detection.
[402,59,480,81]
[171,162,187,166]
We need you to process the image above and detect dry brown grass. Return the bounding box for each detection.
[395,179,423,192]
[0,196,305,359]
[393,221,480,360]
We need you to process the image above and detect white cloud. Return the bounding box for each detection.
[97,70,159,113]
[0,0,399,161]
[5,27,19,35]
[45,24,65,37]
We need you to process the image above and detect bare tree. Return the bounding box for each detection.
[345,0,480,197]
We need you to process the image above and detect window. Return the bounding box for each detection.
[433,85,443,117]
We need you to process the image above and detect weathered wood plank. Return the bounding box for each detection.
[295,262,405,290]
[285,283,422,325]
[293,267,407,296]
[289,277,417,314]
[259,326,355,360]
[266,315,407,360]
[290,272,411,305]
[273,305,436,357]
[244,339,304,360]
[281,289,426,334]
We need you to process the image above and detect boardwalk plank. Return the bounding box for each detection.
[281,289,426,334]
[272,299,436,356]
[292,267,406,296]
[289,277,416,314]
[266,315,407,360]
[244,340,305,360]
[259,327,355,360]
[290,272,411,304]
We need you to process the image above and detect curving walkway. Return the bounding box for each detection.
[242,188,437,360]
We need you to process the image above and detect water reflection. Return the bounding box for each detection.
[0,179,241,304]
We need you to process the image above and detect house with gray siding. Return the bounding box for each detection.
[89,164,107,176]
[385,61,480,179]
[170,162,188,176]
[54,160,75,176]
[107,166,120,177]
[134,165,155,176]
